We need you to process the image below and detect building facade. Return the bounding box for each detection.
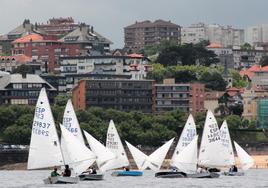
[59,24,112,55]
[124,20,181,51]
[60,54,151,79]
[181,23,244,47]
[0,72,56,105]
[155,79,205,115]
[245,24,268,46]
[72,79,155,113]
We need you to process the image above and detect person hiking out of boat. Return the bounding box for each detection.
[197,166,208,173]
[62,165,71,177]
[51,167,60,177]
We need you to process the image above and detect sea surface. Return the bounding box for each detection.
[0,169,267,188]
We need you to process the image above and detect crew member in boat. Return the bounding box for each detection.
[123,166,130,171]
[62,165,71,177]
[50,167,60,177]
[229,165,238,172]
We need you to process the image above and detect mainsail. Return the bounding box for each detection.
[220,120,235,166]
[172,136,198,174]
[27,88,63,169]
[171,114,196,166]
[60,124,96,175]
[198,110,229,167]
[234,141,254,171]
[83,130,115,171]
[101,120,129,171]
[141,138,174,171]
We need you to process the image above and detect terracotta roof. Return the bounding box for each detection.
[239,65,268,80]
[226,87,244,97]
[12,33,44,43]
[207,43,223,48]
[128,53,144,58]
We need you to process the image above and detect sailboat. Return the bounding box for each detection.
[101,120,141,176]
[83,130,115,180]
[155,114,197,178]
[198,110,230,170]
[220,121,254,176]
[27,88,78,184]
[59,124,96,176]
[61,100,102,181]
[234,141,254,171]
[126,138,174,175]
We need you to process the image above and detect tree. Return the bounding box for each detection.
[12,64,33,74]
[226,115,242,129]
[200,71,227,91]
[157,42,219,67]
[54,94,70,106]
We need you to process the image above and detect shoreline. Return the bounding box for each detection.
[1,155,268,170]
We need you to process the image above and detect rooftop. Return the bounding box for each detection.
[125,19,180,29]
[240,65,268,80]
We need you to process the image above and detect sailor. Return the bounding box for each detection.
[123,166,130,171]
[229,165,238,172]
[92,168,97,174]
[62,165,71,177]
[50,167,60,177]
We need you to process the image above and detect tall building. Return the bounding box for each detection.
[124,20,181,51]
[181,23,207,44]
[181,23,244,47]
[155,79,205,115]
[245,24,268,46]
[72,79,155,113]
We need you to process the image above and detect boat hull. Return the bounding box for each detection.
[155,171,187,178]
[223,172,245,176]
[155,171,220,178]
[188,172,220,178]
[111,171,143,177]
[79,174,104,181]
[43,176,79,184]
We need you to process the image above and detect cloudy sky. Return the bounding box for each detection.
[0,0,268,48]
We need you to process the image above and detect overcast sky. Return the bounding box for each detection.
[1,0,268,48]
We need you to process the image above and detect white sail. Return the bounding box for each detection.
[61,99,85,166]
[220,120,235,166]
[234,141,254,171]
[198,110,229,167]
[125,141,148,170]
[171,114,196,166]
[63,99,84,144]
[27,88,63,170]
[60,124,96,175]
[141,138,174,171]
[83,130,115,171]
[101,120,129,171]
[172,136,198,174]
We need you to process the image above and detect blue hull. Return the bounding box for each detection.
[111,171,143,177]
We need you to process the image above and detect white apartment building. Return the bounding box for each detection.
[181,23,244,47]
[181,23,208,44]
[246,24,268,46]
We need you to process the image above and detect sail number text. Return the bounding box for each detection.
[207,123,220,143]
[63,117,78,133]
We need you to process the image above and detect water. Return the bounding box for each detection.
[0,170,267,188]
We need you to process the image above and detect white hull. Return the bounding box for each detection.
[43,176,79,184]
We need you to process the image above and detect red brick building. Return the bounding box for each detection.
[11,33,80,72]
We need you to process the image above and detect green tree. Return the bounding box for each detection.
[226,115,242,129]
[200,71,227,91]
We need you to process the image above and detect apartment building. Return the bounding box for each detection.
[155,79,205,115]
[124,20,180,51]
